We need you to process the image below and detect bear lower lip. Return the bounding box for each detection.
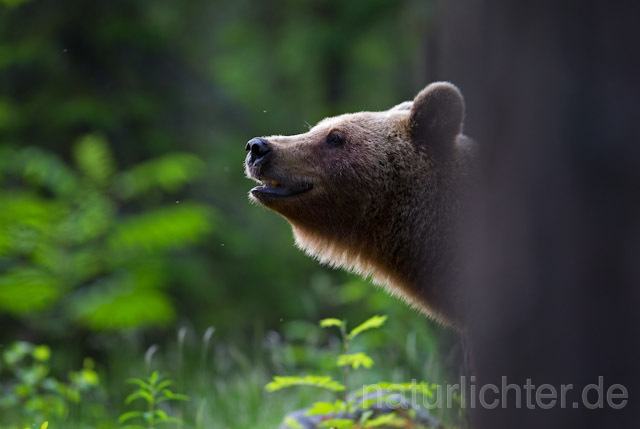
[251,183,312,197]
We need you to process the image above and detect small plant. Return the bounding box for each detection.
[119,371,189,429]
[265,315,442,429]
[0,137,214,333]
[0,341,100,428]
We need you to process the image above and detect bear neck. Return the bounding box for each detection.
[291,154,463,326]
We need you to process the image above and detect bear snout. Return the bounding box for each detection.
[245,137,272,167]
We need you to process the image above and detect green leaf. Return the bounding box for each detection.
[155,379,173,391]
[364,412,407,427]
[118,411,144,423]
[154,409,169,421]
[15,147,80,196]
[359,382,437,399]
[107,203,214,255]
[32,345,51,362]
[162,389,189,401]
[319,318,344,328]
[149,371,160,386]
[306,400,346,416]
[127,378,151,390]
[125,390,154,405]
[73,134,115,186]
[75,368,100,387]
[57,191,115,244]
[347,315,387,340]
[318,418,355,428]
[71,280,175,331]
[265,375,345,392]
[113,153,204,199]
[0,268,61,315]
[154,409,182,424]
[336,352,374,369]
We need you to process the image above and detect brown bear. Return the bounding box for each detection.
[245,82,475,328]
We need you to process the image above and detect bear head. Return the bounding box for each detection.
[245,82,467,325]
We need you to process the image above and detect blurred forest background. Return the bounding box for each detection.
[0,0,458,427]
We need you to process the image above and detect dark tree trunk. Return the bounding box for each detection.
[432,0,640,427]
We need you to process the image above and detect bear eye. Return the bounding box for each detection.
[326,130,345,148]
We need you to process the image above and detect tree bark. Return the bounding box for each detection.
[433,0,640,427]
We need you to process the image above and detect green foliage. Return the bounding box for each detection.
[318,418,355,428]
[0,342,100,429]
[306,400,348,415]
[0,139,214,331]
[0,0,433,338]
[119,371,188,429]
[320,315,385,374]
[265,376,345,393]
[0,1,453,426]
[113,154,204,200]
[359,413,406,427]
[0,319,453,428]
[266,315,445,428]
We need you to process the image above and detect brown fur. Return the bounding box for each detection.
[245,82,475,327]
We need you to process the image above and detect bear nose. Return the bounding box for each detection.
[245,137,272,166]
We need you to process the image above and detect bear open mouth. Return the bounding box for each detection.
[251,179,312,198]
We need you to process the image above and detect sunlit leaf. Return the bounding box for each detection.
[318,418,355,428]
[265,375,345,392]
[74,368,100,387]
[32,345,51,362]
[359,382,437,399]
[336,352,374,369]
[306,400,346,416]
[319,318,343,328]
[347,315,387,340]
[364,412,407,427]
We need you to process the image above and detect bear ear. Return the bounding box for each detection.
[408,82,464,155]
